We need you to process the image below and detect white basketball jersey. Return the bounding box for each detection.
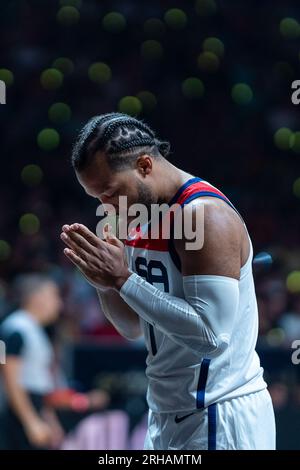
[124,177,266,413]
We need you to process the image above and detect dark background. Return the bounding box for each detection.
[0,0,300,449]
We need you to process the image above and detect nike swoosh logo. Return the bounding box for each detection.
[174,412,195,424]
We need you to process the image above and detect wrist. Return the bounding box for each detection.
[114,270,132,291]
[96,285,110,292]
[23,413,42,430]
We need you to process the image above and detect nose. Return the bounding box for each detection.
[100,195,110,204]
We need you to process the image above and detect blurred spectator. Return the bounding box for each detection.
[1,0,300,449]
[0,273,64,449]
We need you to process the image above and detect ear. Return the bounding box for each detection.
[136,154,153,177]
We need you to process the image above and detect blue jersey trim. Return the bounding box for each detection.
[149,323,157,355]
[196,358,210,408]
[208,403,217,450]
[182,191,238,214]
[168,177,202,207]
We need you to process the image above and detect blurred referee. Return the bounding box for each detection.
[0,274,63,449]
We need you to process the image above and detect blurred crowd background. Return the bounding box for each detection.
[0,0,300,449]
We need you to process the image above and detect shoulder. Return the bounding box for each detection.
[174,197,248,278]
[1,311,29,331]
[0,328,25,356]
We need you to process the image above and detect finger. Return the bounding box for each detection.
[64,239,103,267]
[61,232,78,251]
[63,248,89,270]
[61,230,98,255]
[63,235,103,267]
[73,223,110,251]
[61,233,105,269]
[103,222,110,240]
[103,222,115,242]
[66,223,102,248]
[105,225,123,248]
[60,231,83,252]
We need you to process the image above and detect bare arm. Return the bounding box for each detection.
[116,200,246,355]
[174,197,249,277]
[1,357,52,447]
[2,357,39,426]
[42,407,65,448]
[60,200,248,353]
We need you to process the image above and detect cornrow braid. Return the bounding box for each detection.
[71,113,170,172]
[108,137,155,153]
[72,113,124,170]
[102,117,155,144]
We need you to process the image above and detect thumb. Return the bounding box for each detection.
[104,223,123,248]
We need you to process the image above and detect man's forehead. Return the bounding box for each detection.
[77,155,113,194]
[79,172,112,196]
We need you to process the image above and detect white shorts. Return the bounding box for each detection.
[144,389,276,450]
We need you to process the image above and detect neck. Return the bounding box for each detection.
[22,304,43,324]
[156,160,194,204]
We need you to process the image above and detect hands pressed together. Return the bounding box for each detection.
[60,223,131,291]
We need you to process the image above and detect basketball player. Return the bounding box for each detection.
[60,113,276,450]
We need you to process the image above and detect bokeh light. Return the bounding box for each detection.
[102,12,126,33]
[286,271,300,293]
[197,51,219,72]
[57,6,80,26]
[0,241,11,261]
[118,96,142,116]
[40,68,63,90]
[195,0,217,16]
[164,9,187,30]
[141,40,163,61]
[182,77,204,99]
[88,62,112,84]
[52,57,74,75]
[136,91,157,112]
[279,18,300,39]
[273,127,293,150]
[290,131,300,153]
[253,252,273,267]
[293,177,300,198]
[48,102,71,124]
[0,68,14,86]
[37,128,60,151]
[143,18,165,37]
[203,37,224,57]
[231,83,253,105]
[19,214,40,236]
[21,164,43,187]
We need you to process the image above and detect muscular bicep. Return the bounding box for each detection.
[174,198,247,279]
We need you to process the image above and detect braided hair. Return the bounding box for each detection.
[71,113,170,172]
